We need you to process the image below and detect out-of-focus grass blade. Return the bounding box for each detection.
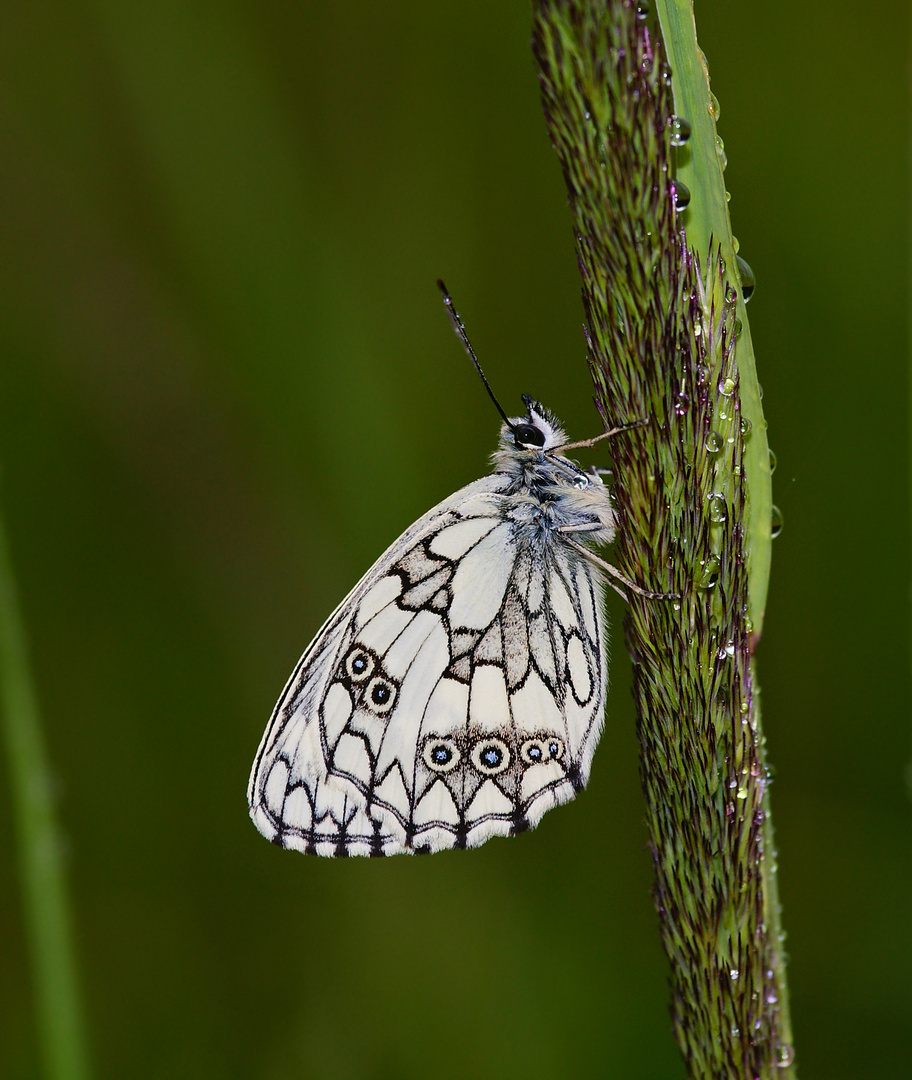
[0,505,91,1080]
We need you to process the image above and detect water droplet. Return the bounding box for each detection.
[715,135,728,170]
[732,235,740,254]
[709,92,721,121]
[740,416,752,437]
[706,431,724,454]
[730,968,739,980]
[736,255,755,302]
[672,178,691,210]
[733,317,743,338]
[708,494,727,523]
[765,989,779,1004]
[743,614,753,634]
[696,364,709,384]
[770,505,783,538]
[731,1027,740,1037]
[768,448,777,474]
[674,392,690,415]
[636,0,651,19]
[699,557,720,589]
[777,1044,795,1067]
[737,786,748,800]
[668,115,691,145]
[718,376,736,396]
[693,321,703,338]
[660,62,673,86]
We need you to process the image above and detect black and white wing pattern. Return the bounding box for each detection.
[248,474,610,857]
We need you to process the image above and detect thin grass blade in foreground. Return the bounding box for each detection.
[0,504,92,1080]
[532,2,794,1076]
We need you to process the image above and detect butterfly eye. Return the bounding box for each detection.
[521,738,549,765]
[345,647,375,682]
[512,423,546,448]
[471,738,511,776]
[365,676,396,714]
[422,737,461,773]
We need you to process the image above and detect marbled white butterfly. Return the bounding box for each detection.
[248,283,670,856]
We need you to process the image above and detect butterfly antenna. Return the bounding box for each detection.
[437,280,513,429]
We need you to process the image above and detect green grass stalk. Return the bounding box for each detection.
[531,1,794,1076]
[0,506,91,1080]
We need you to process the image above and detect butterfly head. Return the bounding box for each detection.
[502,395,566,454]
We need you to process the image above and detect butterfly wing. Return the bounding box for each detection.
[248,474,609,856]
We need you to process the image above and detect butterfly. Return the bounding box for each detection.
[248,283,670,857]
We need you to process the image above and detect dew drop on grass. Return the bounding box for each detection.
[699,557,720,589]
[708,494,727,523]
[770,505,784,538]
[768,448,777,474]
[736,255,755,301]
[669,115,691,145]
[672,179,691,210]
[706,431,724,453]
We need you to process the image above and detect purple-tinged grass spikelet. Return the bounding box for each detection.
[532,2,794,1077]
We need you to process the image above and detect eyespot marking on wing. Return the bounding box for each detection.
[470,737,511,776]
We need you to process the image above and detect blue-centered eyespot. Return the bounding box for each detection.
[471,738,511,776]
[521,738,549,765]
[423,737,461,773]
[364,676,396,715]
[345,647,375,682]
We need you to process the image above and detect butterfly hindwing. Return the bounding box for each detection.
[248,468,609,856]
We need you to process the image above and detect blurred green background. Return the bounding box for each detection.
[0,2,908,1077]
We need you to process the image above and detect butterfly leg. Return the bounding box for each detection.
[561,535,679,602]
[558,417,649,452]
[587,465,613,484]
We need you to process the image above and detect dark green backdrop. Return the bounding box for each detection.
[1,3,908,1077]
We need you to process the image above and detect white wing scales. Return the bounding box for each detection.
[248,403,617,858]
